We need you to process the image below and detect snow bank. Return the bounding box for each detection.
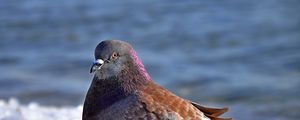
[0,98,82,120]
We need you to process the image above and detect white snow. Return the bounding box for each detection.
[0,98,82,120]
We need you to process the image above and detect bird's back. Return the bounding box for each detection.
[136,82,230,120]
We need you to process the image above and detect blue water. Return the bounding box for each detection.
[0,0,300,119]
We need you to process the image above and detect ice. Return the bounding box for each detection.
[0,98,82,120]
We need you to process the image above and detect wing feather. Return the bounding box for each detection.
[191,102,231,120]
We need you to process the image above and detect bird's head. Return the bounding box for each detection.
[90,40,149,80]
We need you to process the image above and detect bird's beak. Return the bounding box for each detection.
[90,59,104,73]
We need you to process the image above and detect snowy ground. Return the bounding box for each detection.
[0,99,82,120]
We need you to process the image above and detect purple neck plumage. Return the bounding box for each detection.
[128,49,151,81]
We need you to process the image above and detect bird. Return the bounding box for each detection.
[83,40,230,120]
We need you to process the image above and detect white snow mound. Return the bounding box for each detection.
[0,98,82,120]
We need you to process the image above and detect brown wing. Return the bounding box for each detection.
[138,82,210,120]
[191,102,232,120]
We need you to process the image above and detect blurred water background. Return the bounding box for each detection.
[0,0,300,120]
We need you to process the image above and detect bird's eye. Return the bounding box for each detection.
[111,52,119,60]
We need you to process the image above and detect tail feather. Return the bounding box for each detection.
[191,102,231,120]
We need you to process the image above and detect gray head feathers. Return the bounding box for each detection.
[91,40,150,80]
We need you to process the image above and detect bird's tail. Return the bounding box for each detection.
[191,102,232,120]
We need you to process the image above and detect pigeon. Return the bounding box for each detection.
[83,40,230,120]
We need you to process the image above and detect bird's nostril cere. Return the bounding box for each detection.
[90,59,105,73]
[95,59,104,65]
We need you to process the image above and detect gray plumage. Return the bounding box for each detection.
[82,40,230,120]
